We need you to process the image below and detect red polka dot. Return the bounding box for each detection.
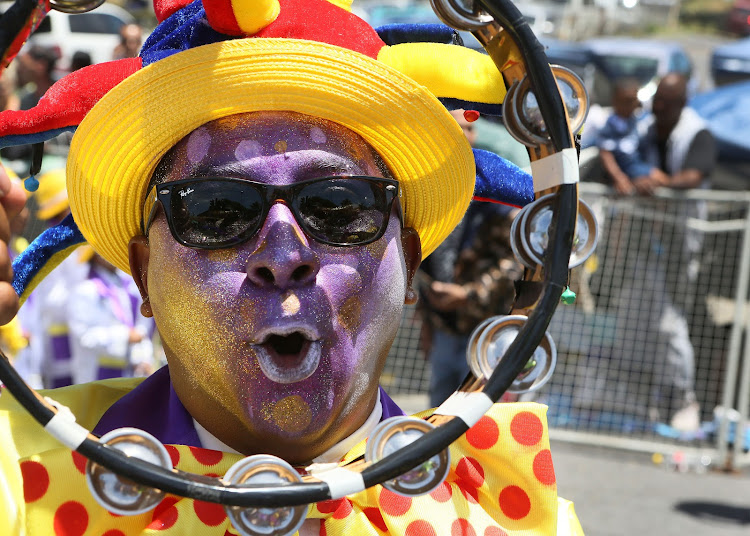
[363,507,388,532]
[405,520,437,536]
[456,480,479,504]
[317,498,345,514]
[53,501,88,536]
[498,485,531,520]
[465,416,499,450]
[71,452,87,474]
[20,461,49,502]
[379,488,412,516]
[533,449,556,485]
[429,481,453,503]
[194,499,227,526]
[451,518,477,536]
[510,412,543,446]
[102,531,126,536]
[189,446,223,466]
[484,527,508,536]
[147,497,180,530]
[165,445,180,467]
[456,457,485,488]
[332,498,353,520]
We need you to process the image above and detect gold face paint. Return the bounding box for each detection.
[274,140,288,154]
[261,395,313,434]
[281,292,301,316]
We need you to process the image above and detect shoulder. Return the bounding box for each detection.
[0,378,144,459]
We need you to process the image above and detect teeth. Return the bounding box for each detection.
[253,326,319,345]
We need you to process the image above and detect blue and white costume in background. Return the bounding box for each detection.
[67,264,155,384]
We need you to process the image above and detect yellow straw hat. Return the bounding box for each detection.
[61,0,509,273]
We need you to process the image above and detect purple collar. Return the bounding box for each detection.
[93,366,405,446]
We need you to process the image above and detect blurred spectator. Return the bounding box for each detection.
[597,78,670,195]
[25,169,88,388]
[2,46,64,166]
[70,51,92,72]
[67,248,155,384]
[418,109,522,407]
[112,23,143,60]
[16,45,59,110]
[0,63,20,112]
[0,170,33,382]
[637,73,716,194]
[628,74,717,431]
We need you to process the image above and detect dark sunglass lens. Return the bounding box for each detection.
[296,179,388,244]
[170,181,263,246]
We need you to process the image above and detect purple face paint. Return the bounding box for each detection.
[186,127,211,164]
[144,112,408,461]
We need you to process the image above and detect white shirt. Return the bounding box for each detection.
[67,266,154,384]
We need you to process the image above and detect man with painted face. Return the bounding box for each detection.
[0,1,584,534]
[126,111,420,462]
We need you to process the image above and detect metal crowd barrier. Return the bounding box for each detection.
[383,183,750,471]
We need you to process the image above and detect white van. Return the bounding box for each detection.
[0,2,136,69]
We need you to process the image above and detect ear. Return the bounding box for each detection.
[400,227,421,305]
[128,235,152,317]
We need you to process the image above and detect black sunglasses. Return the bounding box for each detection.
[142,175,401,249]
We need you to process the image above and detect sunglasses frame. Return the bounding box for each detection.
[142,175,402,249]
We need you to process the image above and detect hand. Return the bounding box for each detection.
[632,175,660,196]
[0,164,29,326]
[128,328,144,344]
[612,176,635,196]
[425,281,469,312]
[133,362,155,377]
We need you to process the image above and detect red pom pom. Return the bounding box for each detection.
[463,110,480,122]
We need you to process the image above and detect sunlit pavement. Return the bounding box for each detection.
[553,441,750,536]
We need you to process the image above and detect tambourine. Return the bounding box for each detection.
[0,1,596,535]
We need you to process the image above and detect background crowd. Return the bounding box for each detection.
[0,20,156,389]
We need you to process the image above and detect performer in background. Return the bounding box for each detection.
[67,248,155,384]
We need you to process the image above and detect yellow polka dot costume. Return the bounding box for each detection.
[0,380,583,535]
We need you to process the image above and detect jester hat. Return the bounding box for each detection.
[1,0,533,300]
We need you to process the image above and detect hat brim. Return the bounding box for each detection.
[68,38,474,272]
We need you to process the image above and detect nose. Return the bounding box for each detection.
[245,203,320,288]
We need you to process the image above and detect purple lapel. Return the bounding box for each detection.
[94,366,405,446]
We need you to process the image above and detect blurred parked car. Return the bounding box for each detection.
[584,37,696,105]
[727,0,750,36]
[711,37,750,87]
[353,0,557,49]
[0,2,135,69]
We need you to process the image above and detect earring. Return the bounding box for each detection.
[140,297,153,317]
[405,287,418,304]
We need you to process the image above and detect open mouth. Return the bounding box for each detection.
[252,328,322,384]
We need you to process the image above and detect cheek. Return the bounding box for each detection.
[318,234,406,338]
[361,235,407,333]
[147,232,242,367]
